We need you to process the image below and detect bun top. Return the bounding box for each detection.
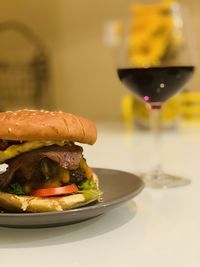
[0,110,97,144]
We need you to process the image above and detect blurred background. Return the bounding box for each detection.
[0,0,199,126]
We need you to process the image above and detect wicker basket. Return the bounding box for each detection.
[0,21,49,111]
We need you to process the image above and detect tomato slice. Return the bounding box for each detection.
[31,184,78,197]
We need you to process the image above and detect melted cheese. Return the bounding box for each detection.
[0,140,67,163]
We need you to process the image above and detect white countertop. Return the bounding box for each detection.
[1,123,200,267]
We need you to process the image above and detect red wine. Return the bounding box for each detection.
[117,66,194,107]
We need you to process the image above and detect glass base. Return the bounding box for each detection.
[140,170,191,189]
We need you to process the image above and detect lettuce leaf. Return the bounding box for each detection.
[78,180,102,200]
[5,183,25,195]
[4,180,102,200]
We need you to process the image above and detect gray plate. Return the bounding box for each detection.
[0,168,144,228]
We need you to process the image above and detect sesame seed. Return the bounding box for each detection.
[8,128,12,133]
[16,122,19,125]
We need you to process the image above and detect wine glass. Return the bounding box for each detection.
[117,3,195,188]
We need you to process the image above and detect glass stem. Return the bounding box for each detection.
[149,106,162,174]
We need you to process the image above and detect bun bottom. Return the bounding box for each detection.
[0,173,100,213]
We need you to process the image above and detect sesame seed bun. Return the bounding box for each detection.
[0,110,97,145]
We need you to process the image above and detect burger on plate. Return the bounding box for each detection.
[0,109,102,212]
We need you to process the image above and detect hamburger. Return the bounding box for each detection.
[0,109,102,212]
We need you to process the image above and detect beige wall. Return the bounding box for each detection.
[0,0,199,121]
